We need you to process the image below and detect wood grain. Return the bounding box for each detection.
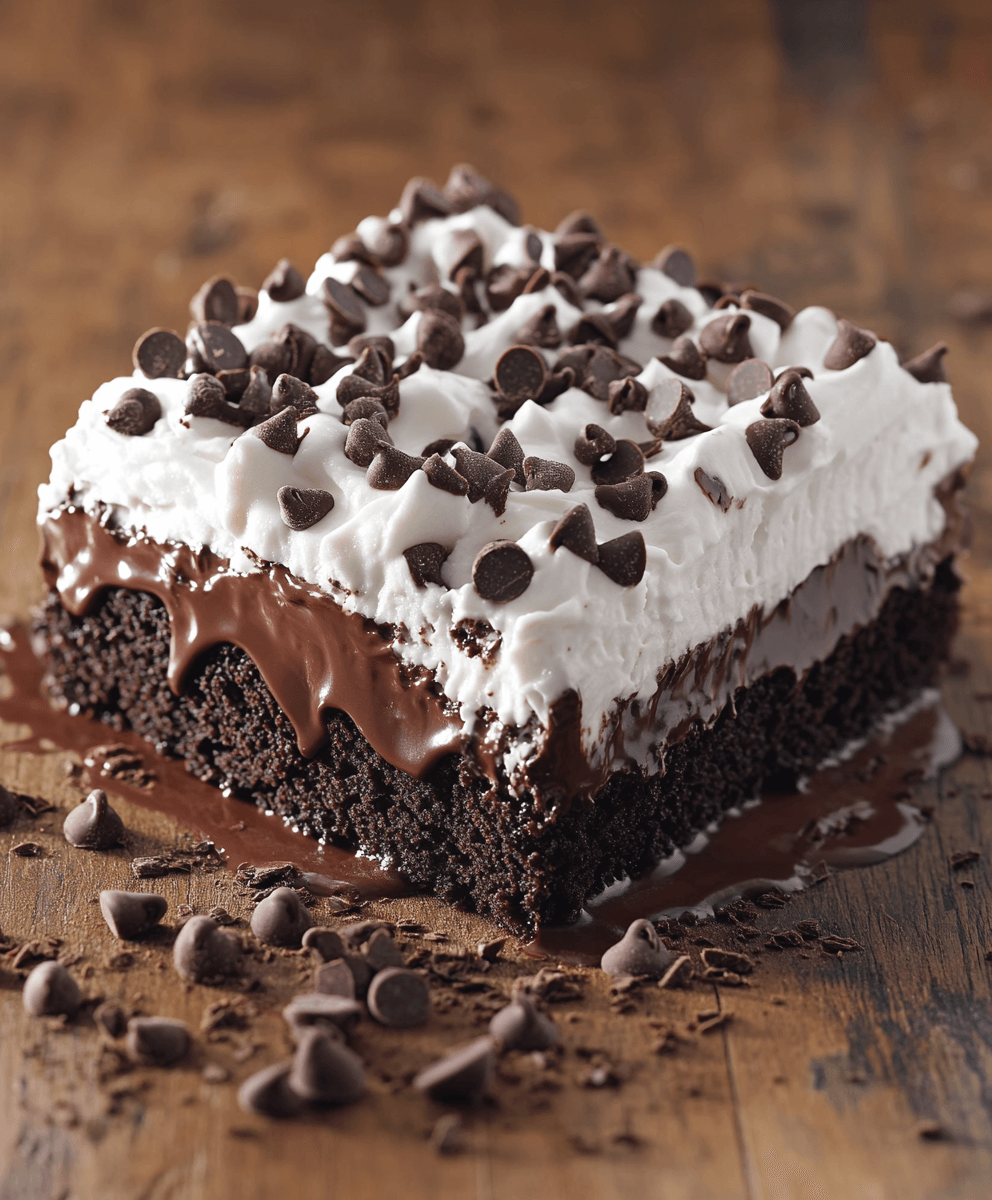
[2,1,992,1197]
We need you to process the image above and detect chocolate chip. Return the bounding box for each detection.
[414,1037,497,1102]
[366,967,431,1029]
[713,292,742,310]
[350,345,390,386]
[302,926,347,962]
[727,358,774,405]
[22,961,81,1018]
[523,229,545,263]
[345,417,390,467]
[263,259,306,302]
[332,233,380,267]
[405,284,464,323]
[313,959,358,1000]
[366,222,409,268]
[494,345,547,404]
[438,228,485,281]
[277,486,335,531]
[422,437,456,458]
[233,367,270,417]
[651,298,694,340]
[659,335,707,380]
[694,467,733,513]
[322,278,366,343]
[99,891,168,940]
[399,176,455,225]
[173,914,242,983]
[94,1000,128,1038]
[595,475,655,522]
[341,398,387,428]
[367,444,424,490]
[127,1017,190,1067]
[556,210,604,240]
[309,344,350,386]
[607,293,642,341]
[522,266,551,294]
[483,467,514,516]
[336,372,400,417]
[904,342,948,383]
[444,163,521,225]
[648,379,713,440]
[275,323,319,380]
[417,310,464,370]
[745,418,801,479]
[535,366,576,407]
[607,376,648,415]
[550,504,599,563]
[133,328,186,379]
[551,271,583,307]
[349,334,395,364]
[473,541,534,603]
[239,1061,304,1118]
[403,543,449,588]
[359,928,404,971]
[185,373,240,424]
[596,531,646,586]
[422,454,468,496]
[250,407,306,455]
[554,232,601,280]
[600,919,674,977]
[653,246,696,287]
[487,427,526,485]
[485,264,533,312]
[489,997,559,1051]
[107,387,162,436]
[590,440,645,485]
[250,886,312,949]
[567,312,617,348]
[451,445,508,502]
[249,340,290,385]
[218,367,250,399]
[579,245,636,303]
[351,265,390,307]
[190,276,239,326]
[271,373,319,418]
[573,423,616,466]
[283,993,362,1037]
[760,369,820,426]
[63,789,124,849]
[823,317,877,370]
[190,322,248,372]
[289,1028,366,1105]
[699,312,752,364]
[740,289,794,329]
[524,457,574,493]
[236,287,259,323]
[577,345,641,402]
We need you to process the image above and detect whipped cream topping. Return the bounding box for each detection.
[40,198,978,770]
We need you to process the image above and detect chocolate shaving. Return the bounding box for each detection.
[277,486,335,531]
[523,457,575,493]
[698,312,753,363]
[745,418,800,480]
[694,467,733,513]
[823,317,876,370]
[263,259,306,303]
[740,289,794,329]
[651,298,694,340]
[653,246,696,287]
[107,388,162,437]
[417,310,464,370]
[591,439,645,485]
[607,376,648,415]
[515,305,561,350]
[596,531,646,586]
[727,358,774,405]
[648,380,712,440]
[422,453,469,496]
[550,504,599,563]
[472,541,534,603]
[760,369,820,426]
[904,342,948,384]
[190,276,239,326]
[403,543,449,588]
[579,245,636,303]
[366,444,424,490]
[133,328,185,380]
[250,407,306,455]
[659,335,707,380]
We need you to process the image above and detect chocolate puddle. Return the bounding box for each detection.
[0,624,959,957]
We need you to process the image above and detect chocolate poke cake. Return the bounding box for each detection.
[36,166,977,930]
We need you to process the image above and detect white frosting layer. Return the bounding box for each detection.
[40,205,978,768]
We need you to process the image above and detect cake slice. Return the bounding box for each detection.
[36,166,977,930]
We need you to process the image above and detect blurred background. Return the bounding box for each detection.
[2,0,992,614]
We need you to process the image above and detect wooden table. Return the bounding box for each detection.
[2,2,992,1196]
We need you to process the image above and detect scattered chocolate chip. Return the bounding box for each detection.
[745,418,801,480]
[185,373,239,423]
[127,1017,190,1067]
[417,310,464,371]
[94,1000,128,1039]
[345,417,390,467]
[99,891,168,940]
[823,317,877,370]
[904,342,948,383]
[422,454,469,496]
[23,962,81,1018]
[283,993,362,1037]
[550,504,599,563]
[487,427,526,485]
[366,967,431,1028]
[513,305,561,351]
[699,312,753,363]
[133,328,186,380]
[431,1113,464,1156]
[579,245,636,303]
[596,532,646,587]
[400,176,455,225]
[414,1037,496,1103]
[190,322,248,372]
[727,358,774,405]
[489,997,559,1051]
[567,312,618,348]
[336,373,400,418]
[573,423,616,466]
[659,335,707,380]
[63,789,124,849]
[361,928,404,971]
[591,439,645,486]
[601,920,674,977]
[554,232,602,280]
[277,486,335,532]
[289,1028,366,1105]
[270,374,318,420]
[494,345,547,405]
[653,246,696,287]
[313,959,358,1000]
[190,276,239,326]
[473,541,534,603]
[607,376,648,416]
[551,271,584,307]
[367,444,425,490]
[251,886,312,948]
[322,278,367,343]
[915,1120,948,1142]
[239,1060,303,1118]
[484,264,532,311]
[595,475,656,522]
[0,783,16,827]
[263,259,306,303]
[341,397,387,429]
[253,406,309,454]
[651,298,694,340]
[404,284,463,325]
[106,387,162,436]
[403,543,449,588]
[760,369,820,426]
[438,229,485,282]
[302,926,346,962]
[367,222,409,268]
[11,841,43,857]
[556,210,604,240]
[524,457,575,493]
[694,467,733,512]
[740,289,794,329]
[173,914,243,983]
[451,446,507,502]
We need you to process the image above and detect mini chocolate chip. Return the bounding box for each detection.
[332,233,380,266]
[522,266,552,294]
[579,245,636,303]
[190,276,239,326]
[760,369,820,426]
[251,886,312,948]
[607,293,642,340]
[515,305,562,350]
[473,541,534,603]
[591,439,645,485]
[283,993,362,1037]
[403,543,450,588]
[494,345,547,404]
[133,328,186,379]
[524,457,575,492]
[238,1061,304,1118]
[607,376,648,415]
[191,322,248,372]
[487,427,526,485]
[271,373,319,418]
[322,278,367,342]
[489,997,559,1052]
[659,335,707,380]
[366,222,409,268]
[694,467,733,512]
[289,1028,366,1104]
[595,475,654,521]
[236,286,259,323]
[653,246,697,287]
[745,418,801,479]
[600,919,674,977]
[277,486,335,531]
[127,1017,190,1067]
[414,1037,497,1102]
[485,264,533,311]
[567,312,618,348]
[235,367,272,416]
[367,968,431,1028]
[727,358,774,405]
[574,423,616,466]
[740,289,794,329]
[551,271,584,307]
[250,407,306,455]
[451,445,507,502]
[550,504,599,563]
[345,417,391,467]
[651,298,694,340]
[263,259,306,302]
[554,232,601,279]
[342,396,388,426]
[823,317,877,370]
[904,342,948,383]
[422,453,469,496]
[444,163,521,225]
[99,891,168,940]
[63,789,124,849]
[597,531,646,586]
[399,176,454,225]
[23,962,81,1018]
[648,379,713,440]
[314,958,364,1000]
[417,310,465,370]
[367,444,424,490]
[173,914,242,983]
[107,387,162,436]
[302,926,347,962]
[699,312,752,363]
[309,344,351,386]
[351,265,390,307]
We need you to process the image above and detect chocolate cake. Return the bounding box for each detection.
[36,166,977,930]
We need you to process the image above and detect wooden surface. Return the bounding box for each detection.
[2,1,992,1196]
